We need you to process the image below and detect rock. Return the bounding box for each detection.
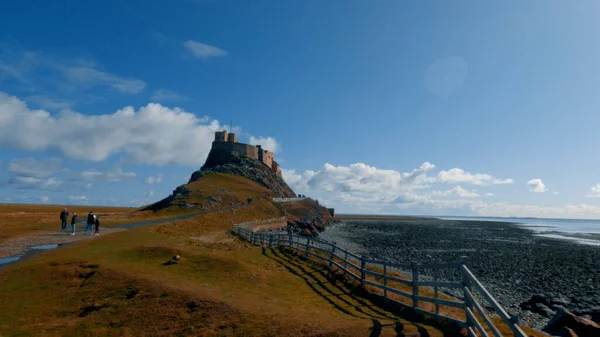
[554,327,578,337]
[544,308,600,337]
[552,295,571,306]
[531,294,550,306]
[533,303,555,318]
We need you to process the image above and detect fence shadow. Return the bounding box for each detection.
[262,247,440,337]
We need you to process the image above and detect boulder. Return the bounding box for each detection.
[544,308,600,337]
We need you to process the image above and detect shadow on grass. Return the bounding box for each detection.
[262,247,441,337]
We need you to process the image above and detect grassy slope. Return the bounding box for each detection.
[0,204,159,243]
[0,174,544,336]
[152,173,277,213]
[0,211,445,336]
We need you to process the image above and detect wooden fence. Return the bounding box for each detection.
[272,197,309,202]
[232,223,527,337]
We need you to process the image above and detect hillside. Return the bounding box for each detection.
[192,149,296,198]
[141,173,276,212]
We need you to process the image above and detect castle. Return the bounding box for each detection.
[212,130,281,175]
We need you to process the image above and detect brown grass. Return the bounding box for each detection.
[160,173,276,212]
[0,221,448,336]
[0,203,165,243]
[152,202,283,237]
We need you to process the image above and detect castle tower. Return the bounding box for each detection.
[227,133,238,143]
[215,130,228,142]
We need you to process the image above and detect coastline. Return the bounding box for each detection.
[319,217,600,329]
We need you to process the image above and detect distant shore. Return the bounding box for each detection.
[320,217,600,329]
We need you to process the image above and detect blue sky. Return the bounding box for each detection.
[1,0,600,218]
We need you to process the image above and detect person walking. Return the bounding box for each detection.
[60,208,69,230]
[84,211,95,235]
[94,217,100,236]
[70,213,78,235]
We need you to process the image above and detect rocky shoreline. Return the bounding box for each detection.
[317,218,600,330]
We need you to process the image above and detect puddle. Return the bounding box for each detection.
[30,244,59,250]
[0,255,23,265]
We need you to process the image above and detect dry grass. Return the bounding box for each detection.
[277,198,333,222]
[0,222,446,337]
[160,173,276,212]
[152,202,283,237]
[0,203,164,243]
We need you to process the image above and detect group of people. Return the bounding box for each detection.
[59,209,101,236]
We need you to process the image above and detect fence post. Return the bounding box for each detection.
[461,263,474,332]
[383,263,388,298]
[411,261,419,308]
[268,235,272,248]
[305,237,310,258]
[433,268,439,315]
[360,256,366,286]
[250,232,254,245]
[344,251,348,269]
[328,245,336,278]
[288,233,292,248]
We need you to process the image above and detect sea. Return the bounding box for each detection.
[438,216,600,246]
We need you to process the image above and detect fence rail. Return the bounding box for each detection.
[232,220,527,337]
[272,197,309,202]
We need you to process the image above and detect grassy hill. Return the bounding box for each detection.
[142,173,277,213]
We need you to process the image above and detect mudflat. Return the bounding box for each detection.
[319,218,600,329]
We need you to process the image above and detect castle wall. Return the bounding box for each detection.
[210,132,279,172]
[271,161,281,176]
[262,151,274,169]
[227,133,238,143]
[215,130,228,142]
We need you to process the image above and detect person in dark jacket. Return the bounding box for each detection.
[70,213,78,236]
[94,217,100,236]
[84,211,95,235]
[60,208,69,230]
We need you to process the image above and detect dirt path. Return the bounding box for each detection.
[0,203,253,260]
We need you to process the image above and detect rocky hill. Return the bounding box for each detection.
[142,146,299,212]
[190,149,296,198]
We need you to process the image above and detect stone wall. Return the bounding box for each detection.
[211,132,278,171]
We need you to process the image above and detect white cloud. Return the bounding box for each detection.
[9,176,62,189]
[588,184,600,198]
[249,136,280,154]
[57,64,145,94]
[432,186,480,198]
[68,195,88,201]
[0,92,234,166]
[77,168,136,182]
[85,183,93,189]
[0,49,145,95]
[150,89,186,102]
[7,157,62,178]
[26,95,73,110]
[145,174,164,184]
[40,196,49,203]
[183,40,228,59]
[147,190,154,198]
[284,161,436,196]
[437,168,513,186]
[527,179,547,193]
[282,161,600,218]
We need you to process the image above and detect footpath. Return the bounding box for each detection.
[0,203,252,266]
